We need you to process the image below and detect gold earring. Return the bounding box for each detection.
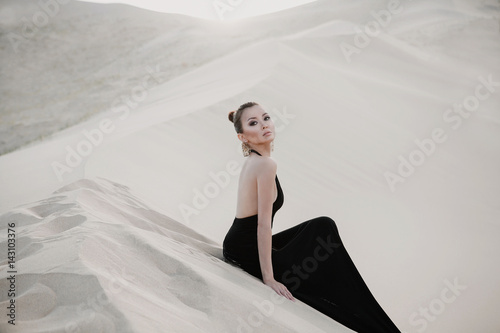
[242,141,251,156]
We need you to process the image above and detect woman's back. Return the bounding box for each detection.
[234,149,279,219]
[222,149,284,278]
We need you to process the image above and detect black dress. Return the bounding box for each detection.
[222,149,401,333]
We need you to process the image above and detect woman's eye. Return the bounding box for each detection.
[249,116,270,126]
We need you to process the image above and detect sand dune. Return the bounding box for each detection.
[1,0,500,332]
[0,177,353,332]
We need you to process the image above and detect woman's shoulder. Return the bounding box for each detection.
[245,155,277,179]
[248,155,277,167]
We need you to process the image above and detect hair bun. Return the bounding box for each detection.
[228,110,236,123]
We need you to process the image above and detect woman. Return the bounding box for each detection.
[222,102,401,333]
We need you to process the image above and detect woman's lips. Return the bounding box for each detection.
[264,131,272,136]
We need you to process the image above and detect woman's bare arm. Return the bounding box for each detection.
[255,158,295,301]
[256,158,277,283]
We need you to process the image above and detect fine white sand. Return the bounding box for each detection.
[1,0,499,332]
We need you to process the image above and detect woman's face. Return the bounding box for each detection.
[238,104,275,146]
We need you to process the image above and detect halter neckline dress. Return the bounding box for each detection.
[222,148,401,333]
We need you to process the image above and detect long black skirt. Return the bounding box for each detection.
[223,215,401,333]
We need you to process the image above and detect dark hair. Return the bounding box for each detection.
[228,102,259,133]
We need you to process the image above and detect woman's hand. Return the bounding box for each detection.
[263,277,295,302]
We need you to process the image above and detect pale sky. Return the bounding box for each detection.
[77,0,317,20]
